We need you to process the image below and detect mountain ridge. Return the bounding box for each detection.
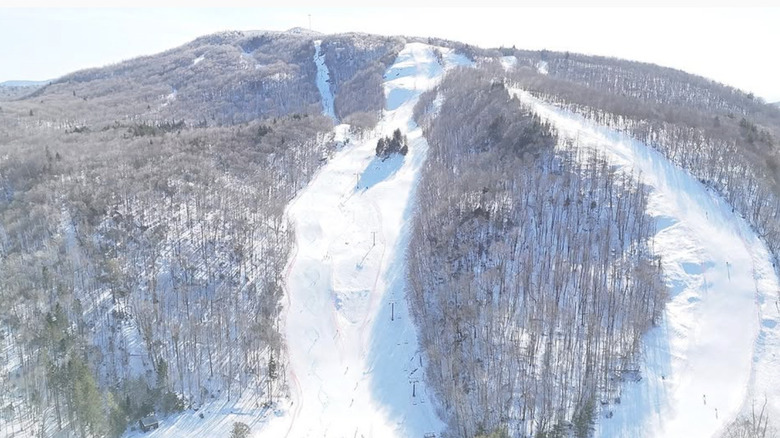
[0,79,50,87]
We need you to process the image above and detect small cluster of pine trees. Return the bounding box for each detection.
[375,128,408,158]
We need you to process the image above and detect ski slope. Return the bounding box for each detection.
[261,43,471,438]
[313,40,337,123]
[512,89,780,437]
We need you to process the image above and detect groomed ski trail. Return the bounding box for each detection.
[313,40,337,123]
[262,43,470,438]
[512,89,780,438]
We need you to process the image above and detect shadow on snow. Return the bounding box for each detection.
[357,154,405,191]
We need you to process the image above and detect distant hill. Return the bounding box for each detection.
[0,79,50,87]
[0,79,49,100]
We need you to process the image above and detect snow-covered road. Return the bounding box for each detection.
[261,43,469,438]
[513,89,780,438]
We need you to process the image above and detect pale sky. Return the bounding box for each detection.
[1,5,779,102]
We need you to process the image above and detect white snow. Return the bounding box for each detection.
[536,60,549,75]
[161,88,177,106]
[313,40,337,123]
[124,393,279,438]
[500,55,517,72]
[259,43,470,438]
[240,52,262,70]
[512,89,780,438]
[193,55,205,66]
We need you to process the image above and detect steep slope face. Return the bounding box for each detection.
[261,42,469,438]
[0,31,404,438]
[513,89,780,437]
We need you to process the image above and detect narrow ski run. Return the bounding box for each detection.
[263,43,469,438]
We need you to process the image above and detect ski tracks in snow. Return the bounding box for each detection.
[512,89,780,438]
[261,43,471,438]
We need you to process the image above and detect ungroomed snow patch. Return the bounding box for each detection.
[512,89,780,438]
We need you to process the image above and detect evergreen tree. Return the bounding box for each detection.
[230,421,251,438]
[474,427,510,438]
[69,357,107,437]
[572,398,596,438]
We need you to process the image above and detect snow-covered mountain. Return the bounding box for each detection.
[1,29,778,438]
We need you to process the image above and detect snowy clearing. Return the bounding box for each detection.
[512,89,780,438]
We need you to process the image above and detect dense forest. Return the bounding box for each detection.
[410,69,666,437]
[0,108,334,436]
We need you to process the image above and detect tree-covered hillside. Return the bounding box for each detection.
[0,30,379,437]
[499,48,780,280]
[411,69,666,438]
[1,28,779,438]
